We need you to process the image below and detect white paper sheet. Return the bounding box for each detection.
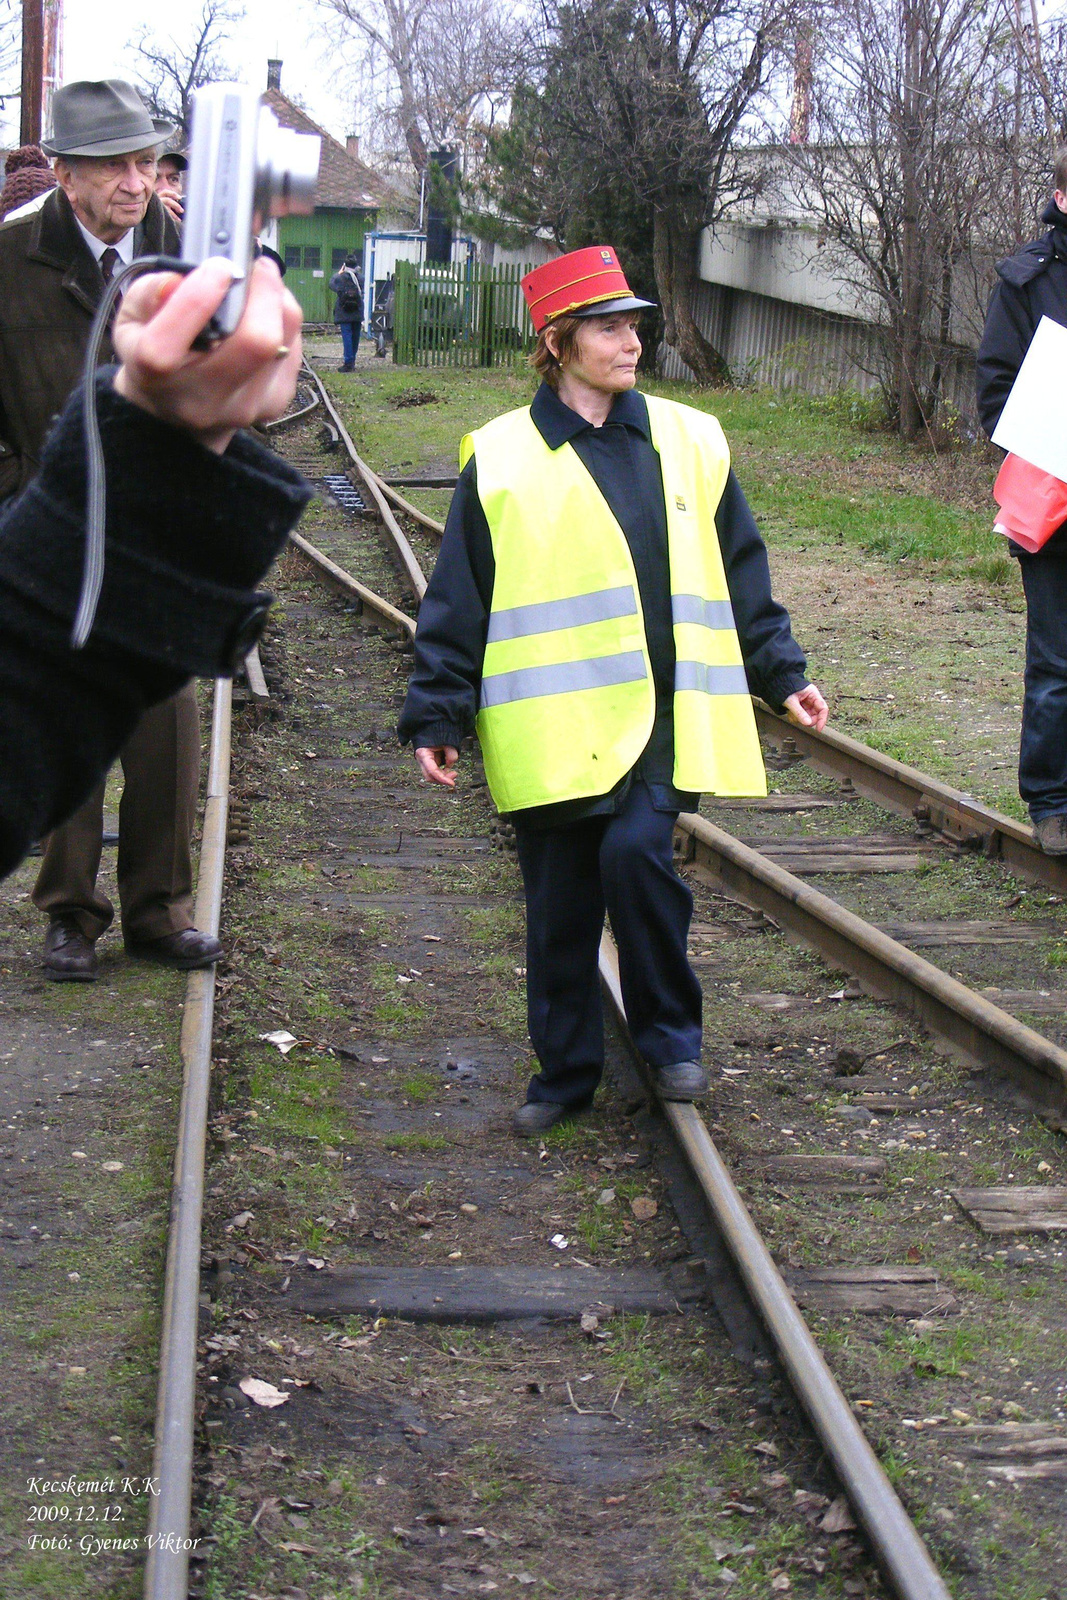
[992,315,1067,480]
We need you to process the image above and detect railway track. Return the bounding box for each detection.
[144,356,1067,1599]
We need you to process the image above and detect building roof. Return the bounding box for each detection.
[263,87,387,211]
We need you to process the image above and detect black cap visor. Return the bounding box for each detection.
[571,294,657,318]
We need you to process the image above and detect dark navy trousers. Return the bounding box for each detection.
[1018,546,1067,821]
[512,781,703,1109]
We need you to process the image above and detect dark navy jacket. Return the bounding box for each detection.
[976,200,1067,437]
[398,382,808,822]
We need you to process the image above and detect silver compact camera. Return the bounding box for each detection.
[181,82,320,337]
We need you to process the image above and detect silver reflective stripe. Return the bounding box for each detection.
[675,661,750,696]
[486,585,638,643]
[672,594,736,630]
[481,651,647,709]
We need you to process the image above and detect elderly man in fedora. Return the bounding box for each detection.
[0,80,223,981]
[400,246,827,1135]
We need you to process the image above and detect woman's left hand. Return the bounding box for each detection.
[783,684,829,732]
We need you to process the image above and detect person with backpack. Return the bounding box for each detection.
[330,252,364,371]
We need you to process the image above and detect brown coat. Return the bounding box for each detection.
[0,186,180,498]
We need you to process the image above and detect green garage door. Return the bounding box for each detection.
[277,209,374,322]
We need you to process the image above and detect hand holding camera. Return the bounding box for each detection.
[112,256,303,454]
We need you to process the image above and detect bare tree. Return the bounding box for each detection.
[132,0,245,141]
[780,0,1030,436]
[480,0,782,384]
[318,0,516,176]
[0,0,22,125]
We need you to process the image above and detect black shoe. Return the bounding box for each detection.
[655,1060,708,1101]
[1034,814,1067,855]
[125,928,223,970]
[43,917,98,982]
[512,1101,567,1137]
[339,362,355,372]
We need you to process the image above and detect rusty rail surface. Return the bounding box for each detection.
[145,679,233,1600]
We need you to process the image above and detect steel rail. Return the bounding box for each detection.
[289,529,416,638]
[144,679,232,1600]
[366,465,445,538]
[675,810,1067,1120]
[300,364,428,601]
[263,387,321,430]
[753,703,1067,893]
[598,933,953,1600]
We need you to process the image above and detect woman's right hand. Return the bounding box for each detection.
[415,745,459,788]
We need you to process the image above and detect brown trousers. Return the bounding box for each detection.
[32,683,201,942]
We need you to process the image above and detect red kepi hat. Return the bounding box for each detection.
[521,246,656,333]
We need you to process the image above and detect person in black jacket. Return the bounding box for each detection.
[399,247,826,1136]
[330,253,364,371]
[976,149,1067,854]
[0,255,310,881]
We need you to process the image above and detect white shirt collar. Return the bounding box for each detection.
[74,215,135,266]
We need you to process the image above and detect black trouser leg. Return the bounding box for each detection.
[599,782,702,1068]
[513,815,607,1110]
[1019,547,1067,822]
[512,783,702,1108]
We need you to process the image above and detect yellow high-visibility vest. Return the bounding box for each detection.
[461,393,767,813]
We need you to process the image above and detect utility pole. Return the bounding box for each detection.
[20,0,45,145]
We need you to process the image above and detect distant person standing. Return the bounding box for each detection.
[330,252,363,371]
[0,80,221,981]
[977,148,1067,854]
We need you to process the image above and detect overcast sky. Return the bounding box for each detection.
[55,0,354,142]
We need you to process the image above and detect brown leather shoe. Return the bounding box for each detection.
[43,917,98,982]
[125,929,223,970]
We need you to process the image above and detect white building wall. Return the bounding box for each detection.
[675,220,980,422]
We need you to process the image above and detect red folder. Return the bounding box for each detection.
[993,453,1067,553]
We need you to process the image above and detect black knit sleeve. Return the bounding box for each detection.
[397,459,495,750]
[0,374,312,878]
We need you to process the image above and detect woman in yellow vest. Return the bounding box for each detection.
[399,247,827,1136]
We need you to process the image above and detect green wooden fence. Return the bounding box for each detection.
[392,259,534,367]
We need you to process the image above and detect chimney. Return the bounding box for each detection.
[267,59,282,91]
[346,134,360,161]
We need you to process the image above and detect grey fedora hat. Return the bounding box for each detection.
[41,80,175,158]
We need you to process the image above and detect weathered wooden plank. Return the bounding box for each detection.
[243,646,270,703]
[853,1094,935,1113]
[741,839,935,873]
[762,1154,887,1184]
[938,1425,1067,1480]
[880,921,1058,947]
[738,992,814,1013]
[783,1265,958,1315]
[285,1264,703,1322]
[705,794,842,812]
[952,1186,1067,1235]
[980,988,1067,1014]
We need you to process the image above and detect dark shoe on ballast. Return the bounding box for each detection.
[1034,815,1067,855]
[126,929,223,970]
[43,917,97,982]
[512,1101,567,1137]
[339,362,355,372]
[655,1061,708,1101]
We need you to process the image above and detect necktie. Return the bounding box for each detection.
[99,247,120,286]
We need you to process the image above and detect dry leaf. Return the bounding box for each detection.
[819,1495,857,1534]
[239,1377,290,1409]
[630,1196,658,1221]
